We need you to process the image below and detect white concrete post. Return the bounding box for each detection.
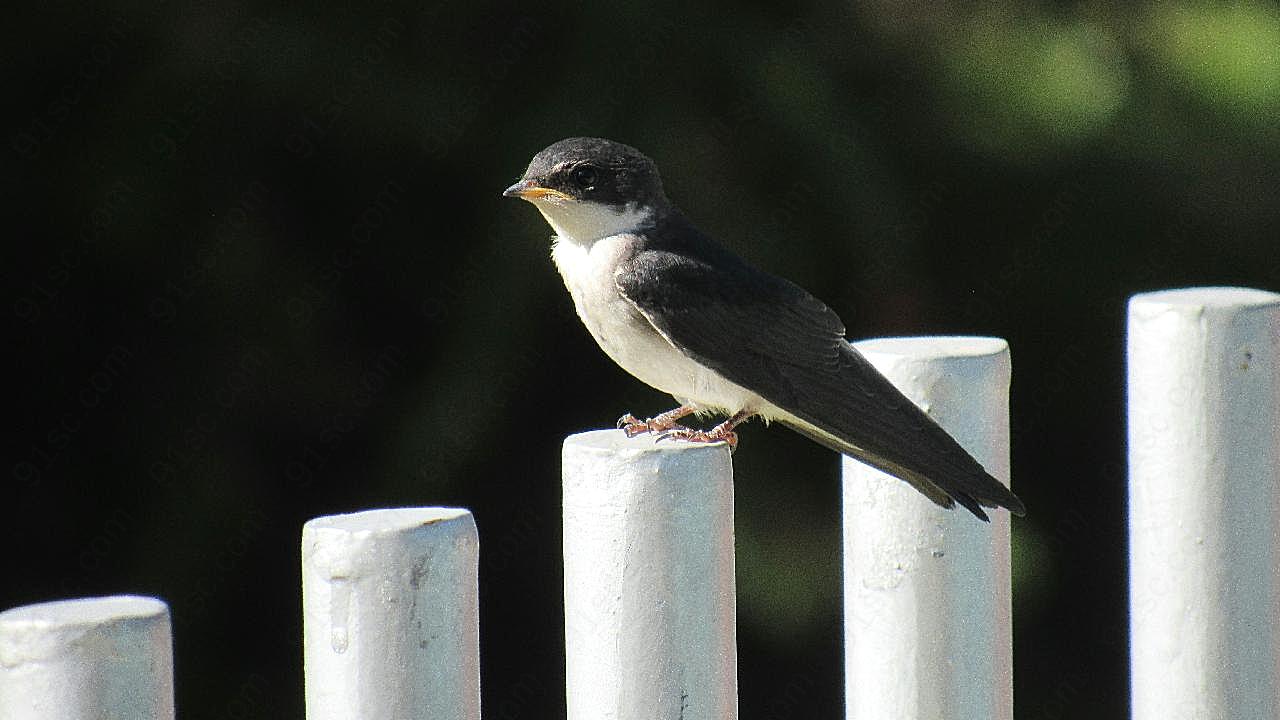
[302,507,480,720]
[562,430,737,720]
[1128,287,1280,720]
[842,337,1013,720]
[0,595,174,720]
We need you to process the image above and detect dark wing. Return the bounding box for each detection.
[614,232,1025,520]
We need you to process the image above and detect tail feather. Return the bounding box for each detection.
[781,416,1007,521]
[773,342,1026,520]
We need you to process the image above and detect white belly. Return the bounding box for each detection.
[551,233,765,414]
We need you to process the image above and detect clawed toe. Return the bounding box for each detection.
[616,407,699,438]
[617,413,650,437]
[622,423,651,438]
[620,408,749,452]
[656,428,738,451]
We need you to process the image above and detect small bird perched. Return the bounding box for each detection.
[504,137,1024,520]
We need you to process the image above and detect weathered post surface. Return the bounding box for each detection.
[302,507,480,720]
[0,595,174,720]
[1129,287,1280,720]
[842,337,1014,720]
[562,430,737,720]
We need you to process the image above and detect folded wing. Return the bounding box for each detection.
[615,229,1025,520]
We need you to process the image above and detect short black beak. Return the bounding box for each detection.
[503,179,534,198]
[503,179,574,202]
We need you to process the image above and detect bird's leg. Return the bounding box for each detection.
[617,405,697,438]
[657,410,754,452]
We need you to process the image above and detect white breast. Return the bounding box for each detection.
[550,229,765,415]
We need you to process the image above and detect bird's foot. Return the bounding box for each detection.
[616,413,695,438]
[655,410,753,452]
[656,426,739,451]
[616,406,696,438]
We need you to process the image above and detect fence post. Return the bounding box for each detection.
[1128,287,1280,720]
[0,595,174,720]
[562,430,737,720]
[302,507,480,720]
[842,337,1014,720]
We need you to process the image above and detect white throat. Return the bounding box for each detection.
[532,198,653,246]
[538,195,768,417]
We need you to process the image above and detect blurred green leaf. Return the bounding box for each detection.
[1146,3,1280,126]
[939,16,1130,160]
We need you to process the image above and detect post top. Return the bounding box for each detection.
[304,507,473,535]
[1130,286,1280,312]
[0,595,168,629]
[563,428,731,455]
[852,336,1008,361]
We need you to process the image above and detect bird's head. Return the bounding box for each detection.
[503,137,667,242]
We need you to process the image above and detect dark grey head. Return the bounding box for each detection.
[503,137,668,209]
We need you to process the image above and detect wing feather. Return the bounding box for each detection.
[615,232,1025,519]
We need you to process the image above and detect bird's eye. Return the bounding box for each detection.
[572,165,598,188]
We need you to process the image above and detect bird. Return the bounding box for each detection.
[503,137,1024,520]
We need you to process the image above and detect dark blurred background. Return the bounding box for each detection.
[6,1,1278,717]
